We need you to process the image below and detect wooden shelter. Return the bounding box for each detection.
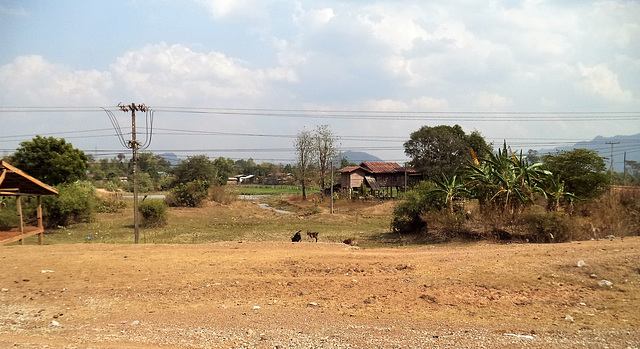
[0,160,58,246]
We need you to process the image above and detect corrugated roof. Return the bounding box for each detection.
[362,161,411,173]
[0,160,59,196]
[338,166,364,173]
[340,162,420,174]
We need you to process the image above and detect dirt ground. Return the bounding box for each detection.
[1,237,639,348]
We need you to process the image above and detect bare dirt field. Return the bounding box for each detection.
[1,237,639,348]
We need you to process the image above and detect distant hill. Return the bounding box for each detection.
[340,150,382,164]
[540,133,640,172]
[159,153,180,166]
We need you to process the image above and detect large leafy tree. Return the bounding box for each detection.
[404,125,490,180]
[136,152,172,179]
[12,136,87,185]
[542,149,609,199]
[170,155,216,186]
[212,157,235,185]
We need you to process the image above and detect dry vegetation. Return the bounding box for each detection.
[0,238,638,348]
[2,190,640,347]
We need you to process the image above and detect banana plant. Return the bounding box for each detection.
[539,174,577,211]
[428,174,471,215]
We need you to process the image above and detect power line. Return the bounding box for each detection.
[1,106,638,121]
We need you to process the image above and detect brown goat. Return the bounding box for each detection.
[306,231,318,242]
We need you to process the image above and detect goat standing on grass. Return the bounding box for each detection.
[291,230,302,242]
[306,231,319,242]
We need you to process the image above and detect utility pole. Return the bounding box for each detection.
[330,161,334,214]
[119,103,149,244]
[606,141,619,174]
[623,151,627,183]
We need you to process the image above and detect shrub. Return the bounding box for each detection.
[95,195,126,213]
[139,199,168,227]
[165,180,210,207]
[209,185,237,204]
[43,181,96,227]
[391,181,439,235]
[519,206,573,243]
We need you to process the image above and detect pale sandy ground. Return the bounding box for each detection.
[1,237,639,348]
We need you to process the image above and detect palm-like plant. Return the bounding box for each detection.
[467,143,552,212]
[428,174,471,214]
[539,174,577,211]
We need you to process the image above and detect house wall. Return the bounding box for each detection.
[374,173,404,187]
[341,169,366,189]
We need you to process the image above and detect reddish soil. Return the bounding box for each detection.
[0,238,639,348]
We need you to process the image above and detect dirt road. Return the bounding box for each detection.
[1,238,639,348]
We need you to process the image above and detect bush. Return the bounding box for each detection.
[139,199,168,227]
[209,185,237,204]
[165,180,210,207]
[43,181,96,227]
[391,181,440,235]
[519,207,573,243]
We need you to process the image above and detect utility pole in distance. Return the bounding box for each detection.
[119,103,148,244]
[606,141,619,174]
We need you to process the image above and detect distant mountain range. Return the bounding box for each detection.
[539,133,640,172]
[340,150,382,164]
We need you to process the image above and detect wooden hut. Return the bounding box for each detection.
[0,160,58,246]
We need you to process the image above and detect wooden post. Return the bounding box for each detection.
[37,196,43,245]
[16,196,24,245]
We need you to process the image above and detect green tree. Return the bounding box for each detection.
[404,125,490,180]
[212,157,235,185]
[171,155,216,187]
[12,136,88,185]
[542,149,609,199]
[136,152,171,179]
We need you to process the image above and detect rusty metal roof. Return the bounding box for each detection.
[0,160,58,196]
[340,162,419,174]
[338,166,364,173]
[361,162,418,174]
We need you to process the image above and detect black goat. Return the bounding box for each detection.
[291,230,302,242]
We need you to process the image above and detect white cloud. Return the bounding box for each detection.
[295,8,335,29]
[472,92,512,110]
[198,0,246,18]
[578,63,633,102]
[0,55,112,105]
[410,96,449,110]
[112,43,294,104]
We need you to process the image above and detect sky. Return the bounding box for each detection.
[1,0,639,165]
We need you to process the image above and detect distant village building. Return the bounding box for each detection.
[227,175,256,185]
[339,162,420,198]
[266,172,293,185]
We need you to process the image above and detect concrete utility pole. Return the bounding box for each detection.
[119,103,149,244]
